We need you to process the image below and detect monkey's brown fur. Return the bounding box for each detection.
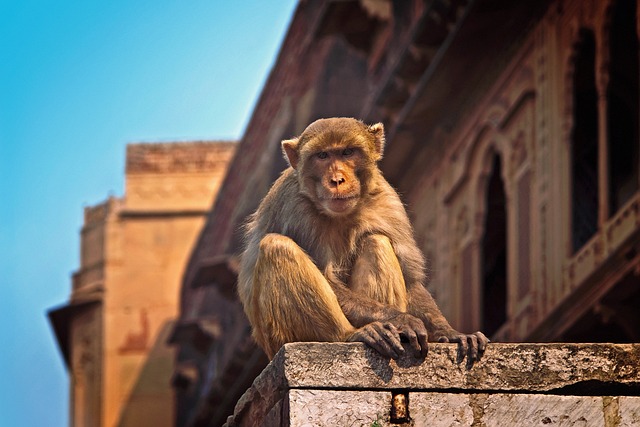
[238,118,488,360]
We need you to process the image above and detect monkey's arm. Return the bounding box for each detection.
[327,271,429,358]
[330,279,402,326]
[405,282,455,336]
[406,283,489,363]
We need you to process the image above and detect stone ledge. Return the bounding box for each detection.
[225,343,640,426]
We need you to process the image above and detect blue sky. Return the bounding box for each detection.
[0,1,297,425]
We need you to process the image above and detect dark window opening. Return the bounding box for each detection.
[481,154,507,337]
[571,29,599,253]
[607,0,640,215]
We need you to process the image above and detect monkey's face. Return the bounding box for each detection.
[282,118,386,217]
[303,145,365,216]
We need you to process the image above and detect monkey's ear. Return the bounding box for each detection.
[282,138,300,169]
[367,122,385,160]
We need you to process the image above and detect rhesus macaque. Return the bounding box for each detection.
[238,117,488,361]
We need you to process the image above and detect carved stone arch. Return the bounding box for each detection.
[468,138,509,337]
[463,118,501,177]
[457,118,508,245]
[472,141,508,242]
[465,92,529,173]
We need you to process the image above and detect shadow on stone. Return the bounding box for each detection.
[364,345,394,383]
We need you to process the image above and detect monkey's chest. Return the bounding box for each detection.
[311,239,358,283]
[287,219,362,282]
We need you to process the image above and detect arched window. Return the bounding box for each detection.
[481,154,507,337]
[571,29,599,253]
[607,0,639,215]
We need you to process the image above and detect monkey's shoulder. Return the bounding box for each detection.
[255,169,298,213]
[363,180,410,221]
[251,169,314,233]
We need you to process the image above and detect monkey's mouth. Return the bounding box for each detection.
[323,196,358,214]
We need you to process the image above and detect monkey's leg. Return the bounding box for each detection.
[350,234,408,311]
[251,233,356,358]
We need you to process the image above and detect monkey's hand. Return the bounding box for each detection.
[348,313,429,359]
[347,321,406,359]
[437,330,489,365]
[387,312,429,358]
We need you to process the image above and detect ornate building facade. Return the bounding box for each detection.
[172,0,640,425]
[49,142,236,426]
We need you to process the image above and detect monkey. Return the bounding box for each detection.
[238,117,488,361]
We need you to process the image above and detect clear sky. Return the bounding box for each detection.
[0,1,297,425]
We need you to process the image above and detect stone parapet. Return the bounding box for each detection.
[124,141,236,212]
[225,342,640,426]
[126,141,236,174]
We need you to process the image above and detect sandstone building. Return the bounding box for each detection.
[172,0,640,425]
[49,141,236,426]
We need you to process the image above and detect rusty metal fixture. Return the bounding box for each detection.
[390,391,409,423]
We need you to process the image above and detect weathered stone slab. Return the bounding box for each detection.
[483,394,603,426]
[619,396,640,426]
[279,342,640,391]
[288,390,390,426]
[224,343,640,426]
[410,392,474,426]
[412,394,640,427]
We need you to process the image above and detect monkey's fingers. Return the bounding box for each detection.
[376,322,405,358]
[467,334,479,361]
[437,332,488,363]
[389,314,428,357]
[399,327,421,356]
[475,331,490,353]
[465,331,491,362]
[447,332,490,364]
[402,325,428,358]
[449,334,469,364]
[365,328,400,360]
[349,323,403,359]
[416,327,429,358]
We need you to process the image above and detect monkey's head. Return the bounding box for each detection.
[282,117,385,217]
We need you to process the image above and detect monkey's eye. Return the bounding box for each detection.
[342,148,354,157]
[316,152,329,159]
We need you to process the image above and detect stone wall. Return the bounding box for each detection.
[225,342,640,426]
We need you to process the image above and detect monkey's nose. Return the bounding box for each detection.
[330,176,345,187]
